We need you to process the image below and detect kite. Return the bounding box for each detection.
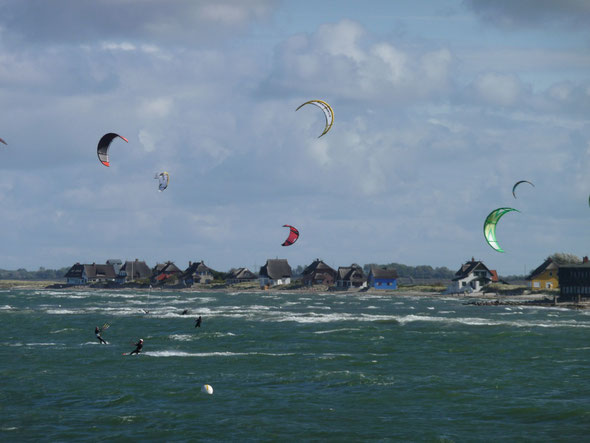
[512,180,534,198]
[155,171,169,192]
[282,224,299,246]
[483,207,519,253]
[97,133,128,167]
[296,100,334,138]
[0,138,7,145]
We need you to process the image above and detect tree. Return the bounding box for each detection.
[549,252,581,265]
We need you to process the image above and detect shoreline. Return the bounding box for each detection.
[3,280,588,310]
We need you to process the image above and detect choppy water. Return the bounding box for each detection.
[1,288,589,441]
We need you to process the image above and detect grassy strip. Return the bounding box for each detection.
[0,280,61,289]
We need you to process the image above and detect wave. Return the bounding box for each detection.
[50,328,76,334]
[46,309,79,314]
[169,334,194,341]
[314,328,361,334]
[145,351,294,358]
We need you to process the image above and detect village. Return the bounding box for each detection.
[61,255,590,304]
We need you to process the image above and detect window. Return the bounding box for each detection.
[533,281,540,288]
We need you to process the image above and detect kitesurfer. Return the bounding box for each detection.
[195,316,202,328]
[181,309,189,315]
[129,339,143,355]
[95,326,107,344]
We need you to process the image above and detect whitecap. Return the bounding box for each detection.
[169,334,194,341]
[46,309,79,314]
[50,328,75,334]
[314,328,361,334]
[145,351,288,358]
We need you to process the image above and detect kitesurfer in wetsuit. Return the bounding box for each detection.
[195,316,202,328]
[129,339,143,355]
[95,326,107,344]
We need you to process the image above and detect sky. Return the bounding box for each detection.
[0,0,589,276]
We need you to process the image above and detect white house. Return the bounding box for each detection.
[64,262,117,285]
[259,259,292,288]
[445,257,497,294]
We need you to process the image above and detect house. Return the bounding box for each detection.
[301,259,337,286]
[446,257,495,293]
[557,256,590,302]
[64,263,87,285]
[117,259,152,283]
[226,267,257,284]
[335,264,367,289]
[527,258,559,290]
[152,261,182,282]
[64,262,117,285]
[107,259,123,275]
[182,261,215,286]
[368,266,398,290]
[259,259,292,288]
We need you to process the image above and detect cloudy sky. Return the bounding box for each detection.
[0,0,589,275]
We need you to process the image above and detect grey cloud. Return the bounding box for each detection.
[463,0,590,29]
[0,0,276,46]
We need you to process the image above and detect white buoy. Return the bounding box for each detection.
[202,384,213,395]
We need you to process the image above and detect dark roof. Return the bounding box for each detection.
[453,258,491,281]
[337,264,365,282]
[153,261,182,274]
[260,259,292,279]
[370,266,398,279]
[526,258,558,280]
[64,263,84,278]
[181,261,214,279]
[194,261,213,273]
[557,262,590,269]
[228,267,257,280]
[302,259,336,277]
[120,260,152,279]
[84,263,117,280]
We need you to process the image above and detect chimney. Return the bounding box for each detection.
[189,261,192,266]
[584,256,589,263]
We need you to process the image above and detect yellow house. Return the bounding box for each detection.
[527,258,559,290]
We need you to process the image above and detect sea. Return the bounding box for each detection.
[1,288,589,442]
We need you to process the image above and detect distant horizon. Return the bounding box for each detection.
[0,256,540,279]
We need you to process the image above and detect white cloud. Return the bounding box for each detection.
[471,72,526,106]
[140,97,174,119]
[267,20,453,103]
[102,42,137,51]
[138,129,158,153]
